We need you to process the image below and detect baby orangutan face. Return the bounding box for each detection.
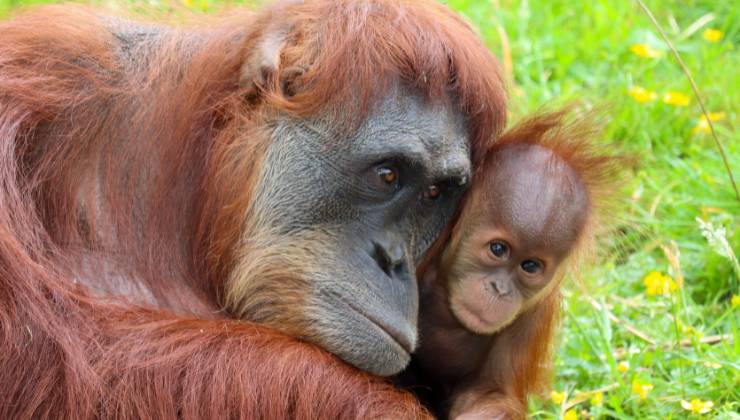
[442,144,589,335]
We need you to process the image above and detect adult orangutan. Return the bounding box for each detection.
[402,112,622,419]
[0,0,506,418]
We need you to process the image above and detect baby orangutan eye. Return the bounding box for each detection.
[521,259,543,274]
[489,241,508,259]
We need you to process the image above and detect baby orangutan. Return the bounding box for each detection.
[405,111,621,419]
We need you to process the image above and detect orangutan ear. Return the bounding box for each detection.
[239,29,286,96]
[239,28,305,99]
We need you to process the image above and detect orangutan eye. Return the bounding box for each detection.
[489,241,508,258]
[424,184,441,200]
[521,259,543,274]
[376,166,397,184]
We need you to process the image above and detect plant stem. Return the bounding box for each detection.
[636,0,740,202]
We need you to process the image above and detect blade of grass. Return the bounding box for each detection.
[635,0,740,202]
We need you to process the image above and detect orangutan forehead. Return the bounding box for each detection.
[294,87,472,182]
[354,89,470,168]
[475,144,589,253]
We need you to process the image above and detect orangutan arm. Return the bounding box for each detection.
[3,295,429,419]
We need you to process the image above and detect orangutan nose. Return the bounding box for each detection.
[489,277,513,297]
[373,237,407,279]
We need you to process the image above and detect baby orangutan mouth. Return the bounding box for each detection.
[449,274,522,335]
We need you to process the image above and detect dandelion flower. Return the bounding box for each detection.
[628,86,657,103]
[732,295,740,308]
[692,112,726,134]
[643,271,678,296]
[590,392,604,406]
[563,409,578,420]
[631,379,653,400]
[551,390,567,405]
[617,361,630,373]
[630,43,662,58]
[681,399,714,414]
[702,28,723,43]
[663,91,690,106]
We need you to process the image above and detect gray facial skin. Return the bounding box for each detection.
[232,87,472,376]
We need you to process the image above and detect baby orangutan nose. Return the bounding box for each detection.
[489,276,513,298]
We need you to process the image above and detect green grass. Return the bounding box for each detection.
[2,0,738,418]
[450,1,739,418]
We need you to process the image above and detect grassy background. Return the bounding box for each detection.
[453,2,739,419]
[1,0,737,418]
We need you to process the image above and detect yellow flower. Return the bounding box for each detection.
[643,271,679,296]
[707,112,725,121]
[631,379,653,400]
[703,28,723,43]
[732,295,740,308]
[663,91,690,107]
[682,325,704,340]
[628,86,657,103]
[630,43,662,58]
[617,361,630,373]
[563,409,578,420]
[692,112,726,134]
[681,399,714,414]
[590,392,604,406]
[551,390,567,405]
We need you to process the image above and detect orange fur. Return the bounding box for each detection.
[0,1,507,418]
[417,109,625,418]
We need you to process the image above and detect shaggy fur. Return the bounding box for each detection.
[0,0,506,418]
[415,110,624,418]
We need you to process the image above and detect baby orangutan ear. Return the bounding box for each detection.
[239,26,306,100]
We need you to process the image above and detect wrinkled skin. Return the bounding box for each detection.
[231,88,472,376]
